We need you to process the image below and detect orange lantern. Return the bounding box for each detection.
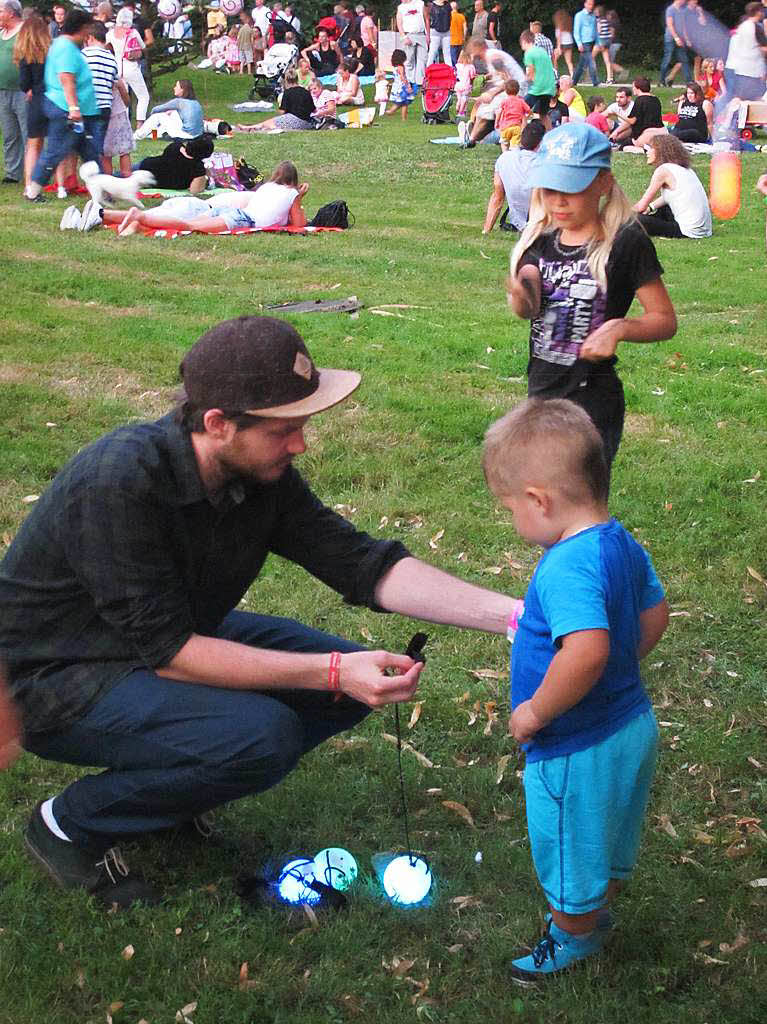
[709,151,741,220]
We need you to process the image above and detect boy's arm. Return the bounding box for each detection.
[511,629,609,743]
[637,598,669,660]
[579,277,677,362]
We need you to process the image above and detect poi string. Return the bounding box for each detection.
[396,633,428,865]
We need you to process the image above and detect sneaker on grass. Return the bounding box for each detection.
[79,198,103,231]
[509,918,609,986]
[60,206,82,230]
[24,802,160,908]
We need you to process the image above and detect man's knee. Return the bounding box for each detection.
[211,698,305,785]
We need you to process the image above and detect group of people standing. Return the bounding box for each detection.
[0,1,162,197]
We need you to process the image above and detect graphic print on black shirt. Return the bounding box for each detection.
[531,246,606,367]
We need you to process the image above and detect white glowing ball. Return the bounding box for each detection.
[277,858,320,905]
[221,0,243,15]
[313,847,358,891]
[382,855,432,905]
[157,0,182,19]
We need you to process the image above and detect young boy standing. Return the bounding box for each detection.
[482,397,669,983]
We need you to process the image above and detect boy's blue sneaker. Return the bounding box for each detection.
[509,919,609,986]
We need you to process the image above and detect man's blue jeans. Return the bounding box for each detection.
[659,33,690,86]
[572,43,599,86]
[25,612,368,850]
[31,97,99,186]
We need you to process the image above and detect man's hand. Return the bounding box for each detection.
[510,700,547,744]
[580,318,625,361]
[339,650,424,708]
[0,674,21,771]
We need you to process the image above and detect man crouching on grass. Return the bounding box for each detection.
[0,316,519,907]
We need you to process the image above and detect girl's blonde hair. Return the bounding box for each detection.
[510,173,635,293]
[13,14,50,66]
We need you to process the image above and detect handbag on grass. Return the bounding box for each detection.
[309,201,354,229]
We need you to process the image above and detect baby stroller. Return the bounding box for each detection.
[421,63,457,124]
[250,43,299,101]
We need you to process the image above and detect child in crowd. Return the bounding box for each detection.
[226,26,241,73]
[454,48,476,119]
[506,122,677,474]
[496,79,531,151]
[374,68,390,117]
[207,25,228,70]
[102,78,134,176]
[238,13,254,75]
[585,94,610,134]
[296,57,313,89]
[385,49,414,120]
[482,396,669,982]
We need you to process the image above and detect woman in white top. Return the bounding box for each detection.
[632,133,712,239]
[107,8,150,126]
[106,161,309,235]
[335,60,364,105]
[552,8,575,77]
[725,2,767,102]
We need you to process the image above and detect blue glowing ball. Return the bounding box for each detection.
[382,855,432,905]
[277,858,320,906]
[313,847,358,891]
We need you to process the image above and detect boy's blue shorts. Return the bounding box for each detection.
[523,710,659,915]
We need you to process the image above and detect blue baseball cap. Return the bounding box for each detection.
[529,122,612,194]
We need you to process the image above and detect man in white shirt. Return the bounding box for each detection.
[604,85,633,144]
[251,0,271,40]
[397,0,430,87]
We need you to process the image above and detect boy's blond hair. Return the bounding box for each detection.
[482,399,609,505]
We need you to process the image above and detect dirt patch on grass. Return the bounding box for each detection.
[51,368,174,416]
[624,413,656,435]
[49,297,146,317]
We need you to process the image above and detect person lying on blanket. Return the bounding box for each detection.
[105,161,308,235]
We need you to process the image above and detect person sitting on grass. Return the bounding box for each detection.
[557,74,587,120]
[134,79,204,141]
[482,396,669,984]
[632,133,712,239]
[335,59,364,105]
[309,76,338,120]
[482,119,545,234]
[604,85,633,145]
[101,160,309,235]
[615,77,663,151]
[136,134,214,195]
[585,94,610,135]
[237,69,315,131]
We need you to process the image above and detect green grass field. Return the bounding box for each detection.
[1,68,766,1024]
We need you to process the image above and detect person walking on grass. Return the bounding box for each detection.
[482,397,669,984]
[572,0,600,87]
[0,316,520,907]
[449,0,466,66]
[396,0,430,89]
[24,8,100,203]
[505,122,677,475]
[520,29,557,132]
[660,0,691,88]
[0,0,26,186]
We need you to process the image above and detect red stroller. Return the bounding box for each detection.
[421,63,457,124]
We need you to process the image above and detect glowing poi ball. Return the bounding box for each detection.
[313,847,358,891]
[157,0,182,19]
[220,0,243,15]
[382,855,432,906]
[277,858,321,905]
[709,151,741,220]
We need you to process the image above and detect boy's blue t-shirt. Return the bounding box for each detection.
[511,518,665,763]
[44,36,99,116]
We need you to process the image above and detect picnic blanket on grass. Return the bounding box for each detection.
[104,222,342,238]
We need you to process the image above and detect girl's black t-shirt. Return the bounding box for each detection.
[548,99,570,128]
[676,99,707,136]
[518,221,664,396]
[139,141,205,190]
[280,86,315,121]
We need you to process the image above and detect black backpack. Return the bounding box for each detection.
[309,201,354,229]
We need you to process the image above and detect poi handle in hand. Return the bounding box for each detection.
[709,151,741,220]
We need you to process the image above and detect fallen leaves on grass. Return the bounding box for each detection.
[238,962,258,991]
[496,754,512,785]
[657,814,679,838]
[748,877,767,887]
[450,895,482,910]
[175,1002,197,1023]
[381,733,433,768]
[466,668,506,680]
[746,566,767,589]
[120,945,134,960]
[442,800,475,827]
[408,702,423,730]
[382,956,416,977]
[483,701,498,735]
[429,529,444,549]
[719,933,749,955]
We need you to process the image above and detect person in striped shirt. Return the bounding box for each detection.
[530,20,555,64]
[82,21,118,157]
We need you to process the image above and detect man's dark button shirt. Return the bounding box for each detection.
[0,414,409,734]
